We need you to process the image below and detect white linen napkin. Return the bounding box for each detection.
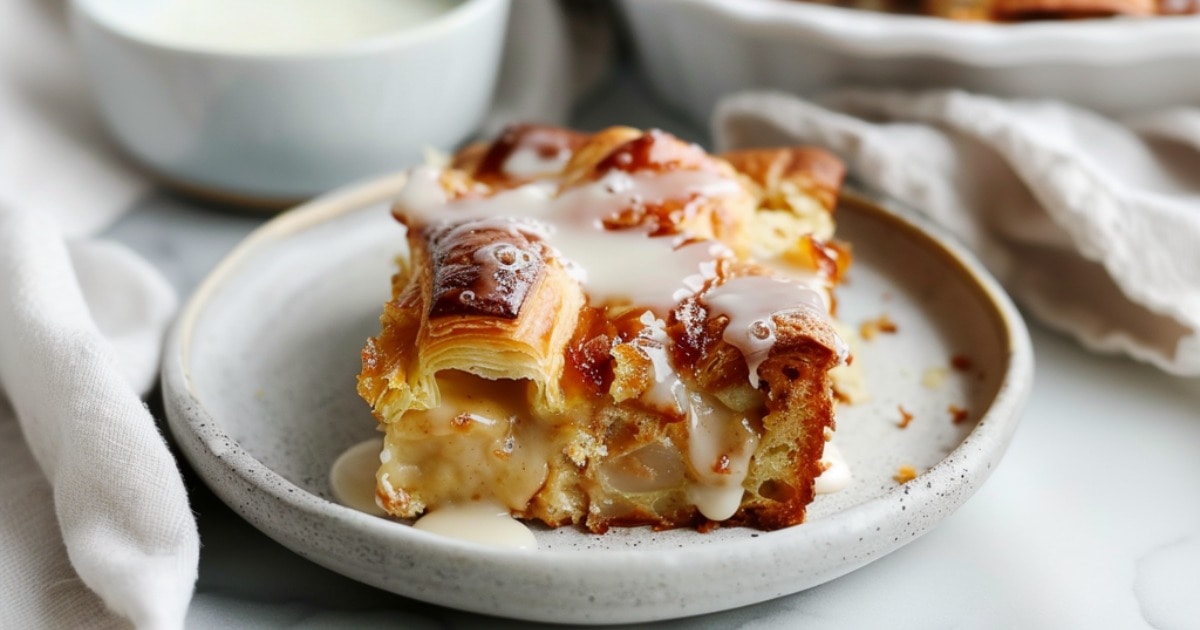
[1,1,195,629]
[715,90,1200,376]
[0,208,191,630]
[0,0,606,628]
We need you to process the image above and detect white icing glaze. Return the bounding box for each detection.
[814,440,852,495]
[394,167,451,217]
[125,0,456,53]
[394,167,741,312]
[412,501,537,550]
[504,148,571,178]
[330,438,387,516]
[761,259,835,312]
[630,312,686,413]
[681,391,760,521]
[502,128,576,178]
[704,275,844,386]
[627,312,765,519]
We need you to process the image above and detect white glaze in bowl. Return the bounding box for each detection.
[619,0,1200,122]
[161,173,1032,623]
[70,0,509,201]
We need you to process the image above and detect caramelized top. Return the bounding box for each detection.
[457,124,589,186]
[385,124,849,406]
[425,219,547,319]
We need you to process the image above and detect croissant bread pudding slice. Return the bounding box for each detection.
[357,124,852,532]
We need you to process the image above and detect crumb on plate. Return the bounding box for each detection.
[859,313,897,340]
[951,354,973,371]
[893,465,918,484]
[921,366,948,389]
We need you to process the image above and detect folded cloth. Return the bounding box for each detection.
[0,209,189,630]
[0,0,608,628]
[2,1,195,629]
[715,90,1200,376]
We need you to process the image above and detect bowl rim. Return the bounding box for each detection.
[641,0,1200,66]
[69,0,506,61]
[161,172,1034,620]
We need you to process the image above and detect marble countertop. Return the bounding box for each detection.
[105,74,1200,630]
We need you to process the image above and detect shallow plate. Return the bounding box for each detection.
[162,173,1032,624]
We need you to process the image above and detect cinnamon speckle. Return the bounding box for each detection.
[951,355,973,371]
[450,413,473,430]
[897,405,914,429]
[859,313,898,340]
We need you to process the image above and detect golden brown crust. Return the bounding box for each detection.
[720,147,845,214]
[992,0,1154,17]
[424,220,546,319]
[559,126,645,186]
[922,0,996,19]
[455,123,590,187]
[358,124,850,532]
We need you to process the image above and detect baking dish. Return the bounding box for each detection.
[619,0,1200,122]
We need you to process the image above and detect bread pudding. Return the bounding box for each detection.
[357,125,852,532]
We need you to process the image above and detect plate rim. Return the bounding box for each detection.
[162,172,1033,622]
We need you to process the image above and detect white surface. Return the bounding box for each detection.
[70,0,509,199]
[159,171,1029,623]
[619,0,1200,121]
[101,73,1200,628]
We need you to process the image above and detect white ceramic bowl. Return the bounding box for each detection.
[70,0,509,203]
[620,0,1200,123]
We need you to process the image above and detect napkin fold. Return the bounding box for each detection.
[715,90,1200,376]
[0,0,607,628]
[0,207,190,630]
[2,1,195,628]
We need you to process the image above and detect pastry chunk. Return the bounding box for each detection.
[357,125,851,532]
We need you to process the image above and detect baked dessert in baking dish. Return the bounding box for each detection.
[357,124,851,532]
[804,0,1195,20]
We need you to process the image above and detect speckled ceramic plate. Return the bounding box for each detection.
[162,173,1032,624]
